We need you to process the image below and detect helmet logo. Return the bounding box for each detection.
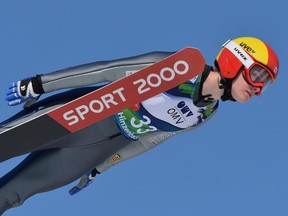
[234,47,249,62]
[239,42,256,55]
[224,40,254,68]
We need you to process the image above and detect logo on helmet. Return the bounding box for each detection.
[239,42,256,55]
[234,47,249,62]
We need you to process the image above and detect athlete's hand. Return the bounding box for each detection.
[5,76,43,107]
[69,168,99,196]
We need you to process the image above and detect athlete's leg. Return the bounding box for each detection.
[0,134,130,214]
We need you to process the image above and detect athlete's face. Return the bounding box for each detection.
[231,72,261,103]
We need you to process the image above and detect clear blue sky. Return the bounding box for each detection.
[0,1,287,215]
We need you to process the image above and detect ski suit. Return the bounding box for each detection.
[0,51,219,214]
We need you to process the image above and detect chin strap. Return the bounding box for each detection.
[219,77,236,102]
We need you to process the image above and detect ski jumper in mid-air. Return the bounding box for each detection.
[0,37,279,214]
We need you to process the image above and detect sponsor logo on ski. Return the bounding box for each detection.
[63,87,126,126]
[62,60,190,127]
[133,60,189,95]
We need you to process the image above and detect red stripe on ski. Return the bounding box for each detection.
[48,47,205,132]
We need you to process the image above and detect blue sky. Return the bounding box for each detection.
[0,0,287,215]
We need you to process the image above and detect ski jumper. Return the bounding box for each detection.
[0,51,218,213]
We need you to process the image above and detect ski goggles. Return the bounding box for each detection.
[242,63,274,96]
[223,40,275,96]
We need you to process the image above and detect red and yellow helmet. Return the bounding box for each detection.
[215,37,279,95]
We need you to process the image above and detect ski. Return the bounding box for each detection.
[0,47,205,161]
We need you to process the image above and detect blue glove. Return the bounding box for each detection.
[69,168,99,196]
[5,76,44,106]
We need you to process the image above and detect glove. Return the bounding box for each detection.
[5,75,44,107]
[69,168,99,196]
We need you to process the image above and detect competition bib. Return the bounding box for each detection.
[114,108,157,141]
[114,92,218,141]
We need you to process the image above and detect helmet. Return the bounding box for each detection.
[215,37,279,97]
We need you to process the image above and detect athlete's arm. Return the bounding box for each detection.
[5,52,172,106]
[41,51,172,93]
